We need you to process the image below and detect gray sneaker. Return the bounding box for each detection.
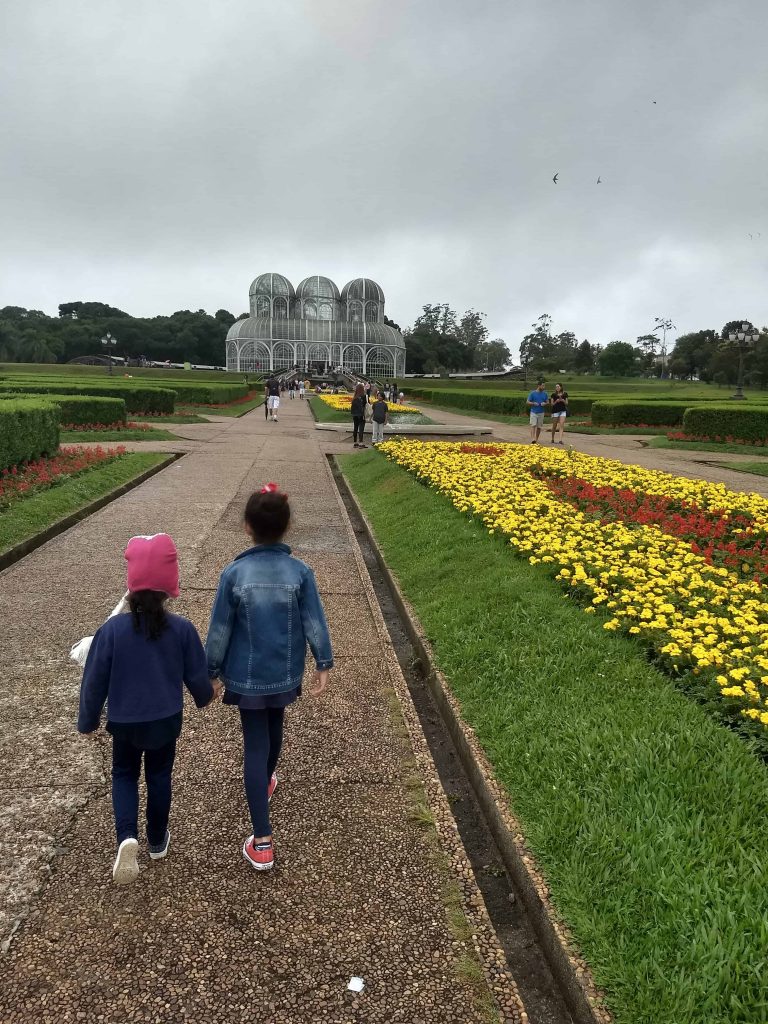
[112,837,139,884]
[148,830,171,861]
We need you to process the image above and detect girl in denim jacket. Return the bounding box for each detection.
[205,484,333,871]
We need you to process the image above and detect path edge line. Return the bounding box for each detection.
[331,455,611,1024]
[0,453,182,575]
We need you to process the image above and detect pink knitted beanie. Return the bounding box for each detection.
[124,533,180,598]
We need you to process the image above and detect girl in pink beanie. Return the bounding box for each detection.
[77,533,222,885]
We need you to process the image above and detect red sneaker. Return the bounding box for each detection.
[243,837,274,871]
[267,773,278,803]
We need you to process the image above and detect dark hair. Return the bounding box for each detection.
[538,380,546,387]
[353,383,365,399]
[245,490,291,544]
[129,590,168,640]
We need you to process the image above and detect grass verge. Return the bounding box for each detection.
[567,424,665,436]
[133,414,208,424]
[711,460,768,478]
[60,428,177,442]
[648,436,768,456]
[0,453,167,554]
[340,450,768,1024]
[178,395,264,417]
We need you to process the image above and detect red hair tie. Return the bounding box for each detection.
[260,482,279,494]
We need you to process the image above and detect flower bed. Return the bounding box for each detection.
[0,445,126,508]
[317,393,421,415]
[60,420,155,433]
[380,440,768,737]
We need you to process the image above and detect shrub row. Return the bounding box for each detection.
[0,375,249,406]
[0,393,126,427]
[409,388,595,416]
[591,401,696,427]
[682,405,768,442]
[0,381,175,414]
[0,399,60,471]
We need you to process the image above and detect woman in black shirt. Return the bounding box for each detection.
[550,384,569,444]
[350,384,367,448]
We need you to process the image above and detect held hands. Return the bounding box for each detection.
[310,669,330,697]
[210,678,224,702]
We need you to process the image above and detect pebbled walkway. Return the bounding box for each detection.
[0,398,525,1023]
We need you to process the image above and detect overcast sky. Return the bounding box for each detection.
[1,0,766,359]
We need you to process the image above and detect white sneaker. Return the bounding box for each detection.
[112,837,139,885]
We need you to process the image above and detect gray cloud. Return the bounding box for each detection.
[1,0,766,358]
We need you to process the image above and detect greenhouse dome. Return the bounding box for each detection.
[226,272,405,378]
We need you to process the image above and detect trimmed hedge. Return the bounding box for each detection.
[683,405,768,442]
[591,400,696,427]
[0,399,60,471]
[0,393,126,426]
[0,381,174,414]
[410,388,595,417]
[0,376,248,406]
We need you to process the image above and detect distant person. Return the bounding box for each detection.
[265,375,280,422]
[371,390,389,445]
[550,383,569,444]
[527,380,549,444]
[298,379,305,400]
[398,391,404,405]
[205,485,332,871]
[351,383,367,448]
[77,534,221,885]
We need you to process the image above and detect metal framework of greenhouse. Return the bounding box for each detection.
[225,274,406,378]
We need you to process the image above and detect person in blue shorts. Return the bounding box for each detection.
[527,380,549,444]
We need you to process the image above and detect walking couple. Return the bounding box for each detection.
[350,383,389,448]
[77,485,333,883]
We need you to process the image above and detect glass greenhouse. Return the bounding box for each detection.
[226,274,406,378]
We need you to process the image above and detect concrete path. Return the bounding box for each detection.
[0,399,525,1022]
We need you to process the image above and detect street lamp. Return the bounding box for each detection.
[728,323,760,400]
[101,332,117,374]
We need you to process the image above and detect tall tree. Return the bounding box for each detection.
[598,341,641,376]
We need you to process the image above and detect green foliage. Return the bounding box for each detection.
[0,380,175,414]
[598,340,642,376]
[405,303,510,373]
[0,399,60,470]
[683,404,768,442]
[0,393,127,427]
[591,400,695,426]
[341,451,768,1024]
[0,302,237,365]
[411,388,594,416]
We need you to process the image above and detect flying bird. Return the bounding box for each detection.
[597,176,602,184]
[552,172,559,184]
[652,100,657,104]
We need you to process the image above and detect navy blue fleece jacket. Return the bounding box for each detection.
[77,612,213,732]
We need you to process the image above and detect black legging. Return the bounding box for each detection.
[353,416,365,443]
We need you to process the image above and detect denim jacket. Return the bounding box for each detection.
[205,543,333,695]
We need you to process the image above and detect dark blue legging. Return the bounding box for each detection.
[111,737,176,846]
[239,707,285,838]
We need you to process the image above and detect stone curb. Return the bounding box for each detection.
[325,453,528,1024]
[332,456,612,1024]
[0,454,181,575]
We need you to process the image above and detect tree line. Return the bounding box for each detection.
[0,302,240,366]
[1,299,764,383]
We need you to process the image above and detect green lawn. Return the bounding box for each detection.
[407,375,768,401]
[61,428,178,442]
[178,395,264,417]
[711,461,768,478]
[340,450,768,1024]
[0,452,167,553]
[648,436,768,456]
[413,400,530,427]
[133,414,208,424]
